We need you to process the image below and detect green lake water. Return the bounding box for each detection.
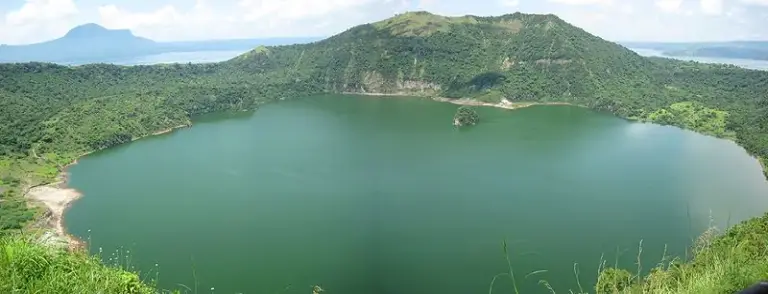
[65,94,768,294]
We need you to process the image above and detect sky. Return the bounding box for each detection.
[0,0,766,45]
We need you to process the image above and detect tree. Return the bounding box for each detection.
[454,106,479,127]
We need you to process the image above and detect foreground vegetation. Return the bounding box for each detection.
[594,214,768,293]
[0,235,160,293]
[1,10,767,293]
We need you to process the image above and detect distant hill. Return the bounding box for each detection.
[0,24,158,63]
[623,41,768,60]
[0,23,321,64]
[229,11,663,104]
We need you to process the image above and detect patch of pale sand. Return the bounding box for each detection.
[433,97,525,109]
[345,92,574,110]
[26,186,83,248]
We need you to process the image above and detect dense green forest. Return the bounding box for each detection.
[1,11,768,292]
[454,106,479,126]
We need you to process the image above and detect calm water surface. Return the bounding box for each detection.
[630,48,768,71]
[108,50,248,65]
[65,95,768,294]
[59,50,249,66]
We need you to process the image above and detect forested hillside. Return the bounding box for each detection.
[1,11,767,234]
[230,11,767,172]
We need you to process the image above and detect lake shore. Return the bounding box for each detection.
[24,123,190,250]
[761,157,768,178]
[26,186,83,249]
[431,96,574,110]
[343,91,575,110]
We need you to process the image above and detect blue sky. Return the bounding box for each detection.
[1,0,767,45]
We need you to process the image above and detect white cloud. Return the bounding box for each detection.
[417,0,439,10]
[95,0,410,41]
[98,4,181,29]
[97,2,242,40]
[500,0,521,6]
[740,0,768,5]
[0,0,80,44]
[700,0,723,15]
[5,0,77,26]
[415,0,490,15]
[238,0,377,22]
[725,6,745,18]
[619,3,635,14]
[548,0,612,5]
[655,0,683,12]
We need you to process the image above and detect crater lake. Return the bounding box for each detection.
[65,94,768,294]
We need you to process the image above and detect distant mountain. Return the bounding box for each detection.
[0,24,158,63]
[623,41,768,60]
[0,23,321,64]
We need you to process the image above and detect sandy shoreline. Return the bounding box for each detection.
[345,91,574,110]
[24,123,190,250]
[150,124,189,137]
[26,186,83,249]
[431,96,574,110]
[341,91,409,97]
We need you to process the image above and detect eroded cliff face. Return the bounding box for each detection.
[342,70,442,96]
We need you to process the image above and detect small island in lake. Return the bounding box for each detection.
[453,106,480,127]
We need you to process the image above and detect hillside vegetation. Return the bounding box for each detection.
[1,11,768,293]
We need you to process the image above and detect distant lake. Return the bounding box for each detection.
[57,48,768,70]
[630,48,768,71]
[63,50,250,66]
[65,94,768,294]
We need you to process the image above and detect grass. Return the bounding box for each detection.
[644,101,735,139]
[373,12,476,37]
[0,234,162,294]
[372,11,522,37]
[481,213,768,294]
[538,212,768,294]
[611,213,768,293]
